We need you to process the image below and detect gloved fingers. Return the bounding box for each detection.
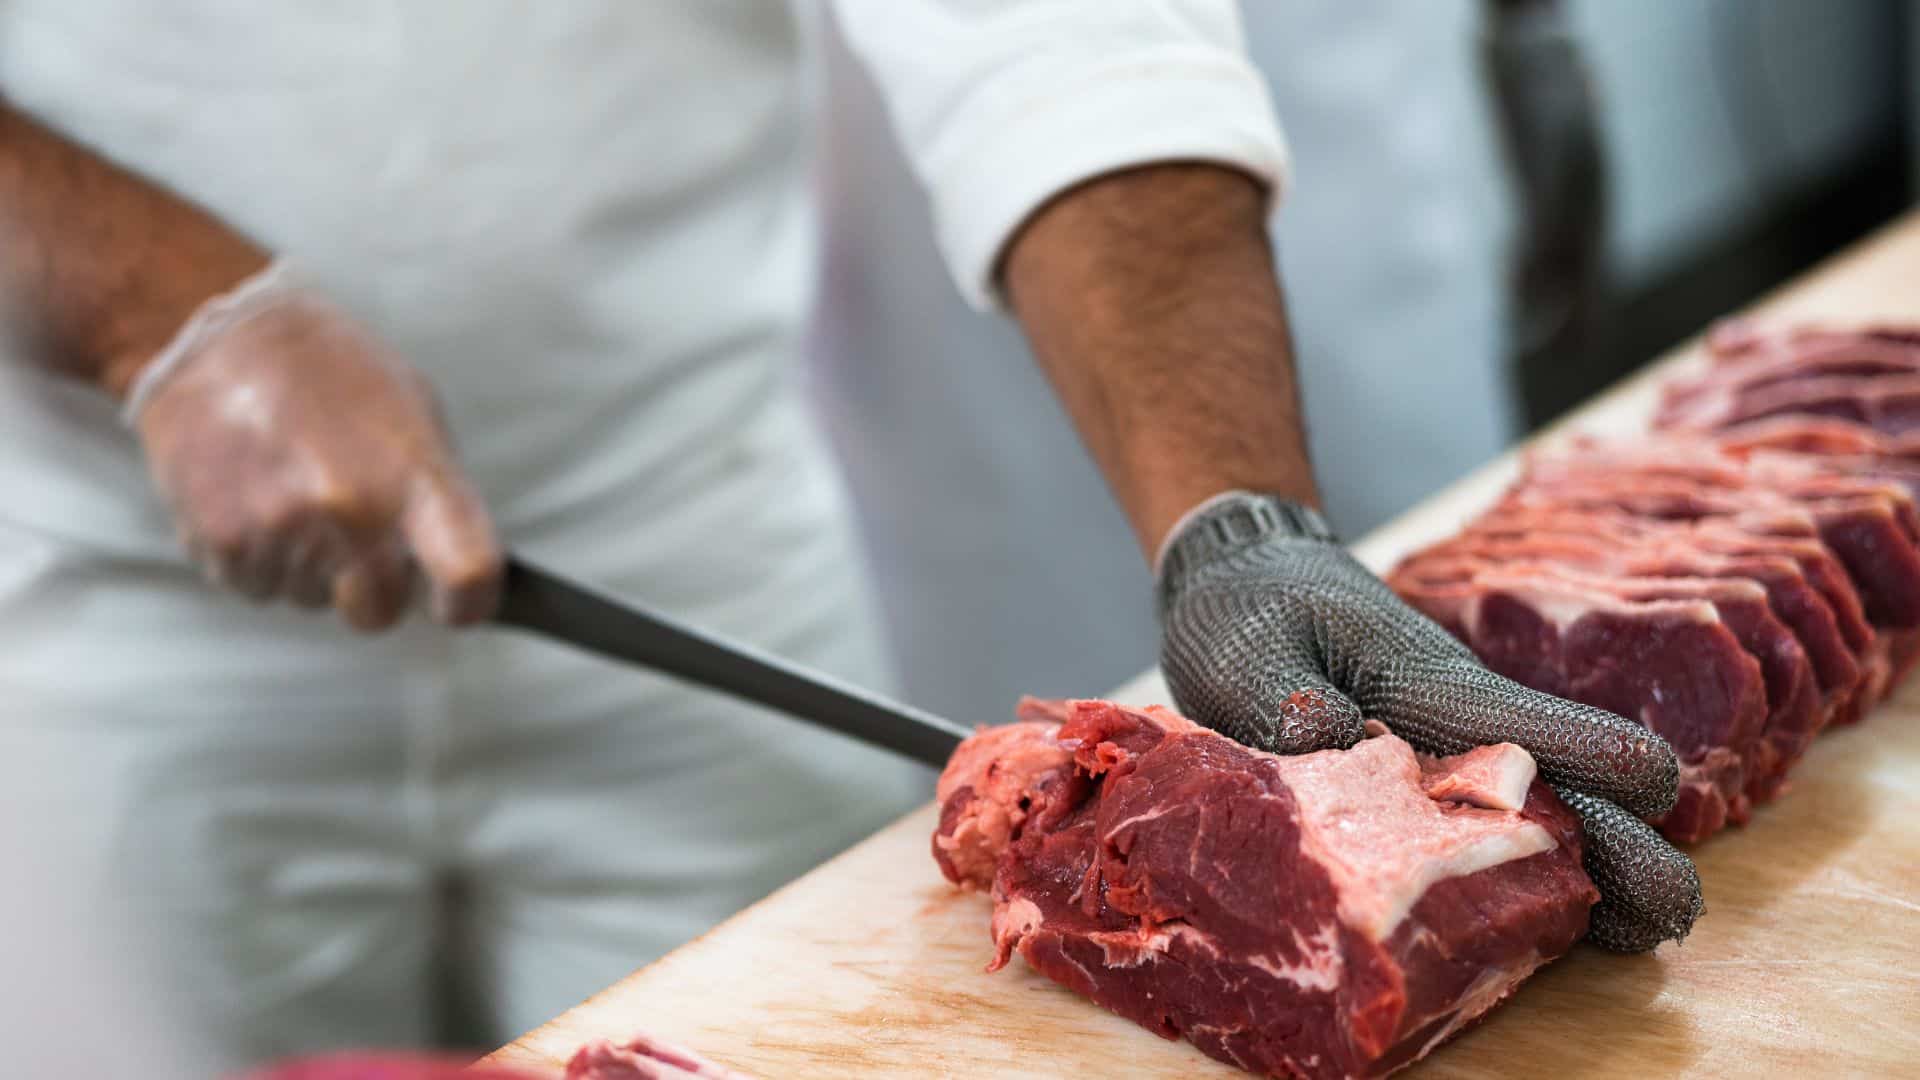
[186,528,275,602]
[1585,902,1679,954]
[1367,657,1680,818]
[331,540,413,632]
[1163,629,1365,756]
[403,472,503,626]
[284,523,349,609]
[228,538,291,603]
[1554,787,1704,952]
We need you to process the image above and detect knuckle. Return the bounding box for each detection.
[450,549,505,591]
[260,497,308,537]
[199,524,252,562]
[306,481,373,524]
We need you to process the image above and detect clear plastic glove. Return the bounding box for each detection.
[1156,491,1704,953]
[126,262,502,631]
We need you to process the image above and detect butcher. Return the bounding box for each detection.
[0,0,1701,1068]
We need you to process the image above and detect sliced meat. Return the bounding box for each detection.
[1396,547,1827,806]
[1657,372,1920,435]
[1659,338,1920,429]
[1390,566,1765,843]
[1494,479,1920,629]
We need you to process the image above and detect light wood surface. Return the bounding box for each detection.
[484,213,1920,1079]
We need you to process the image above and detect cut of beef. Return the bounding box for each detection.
[1657,373,1920,434]
[1492,479,1920,628]
[1412,525,1859,707]
[1465,506,1877,672]
[1392,549,1824,810]
[1387,564,1767,842]
[1660,322,1920,432]
[934,699,1597,1080]
[1512,438,1920,690]
[1712,417,1920,500]
[1389,321,1920,848]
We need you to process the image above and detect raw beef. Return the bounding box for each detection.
[1711,414,1920,467]
[1659,322,1920,432]
[1492,478,1920,627]
[1656,372,1920,434]
[1463,506,1879,696]
[1388,564,1767,842]
[934,699,1598,1080]
[1389,321,1920,846]
[1405,524,1861,713]
[1394,553,1824,807]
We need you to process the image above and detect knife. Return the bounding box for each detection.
[494,556,971,768]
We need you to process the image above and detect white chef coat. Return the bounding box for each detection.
[0,0,1287,1065]
[810,0,1511,723]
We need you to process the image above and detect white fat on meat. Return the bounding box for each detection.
[1275,733,1556,942]
[1419,743,1538,812]
[1460,577,1722,637]
[1086,920,1346,994]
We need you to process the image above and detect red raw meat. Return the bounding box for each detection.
[1493,478,1920,628]
[1466,506,1877,694]
[1514,437,1920,692]
[935,699,1597,1080]
[1659,353,1920,431]
[1389,323,1920,850]
[1388,564,1766,842]
[1393,551,1822,812]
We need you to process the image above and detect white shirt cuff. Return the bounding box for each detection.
[921,50,1291,311]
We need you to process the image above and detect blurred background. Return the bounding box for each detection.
[807,0,1920,725]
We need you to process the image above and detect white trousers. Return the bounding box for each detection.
[0,511,930,1070]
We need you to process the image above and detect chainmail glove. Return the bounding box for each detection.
[1157,491,1704,952]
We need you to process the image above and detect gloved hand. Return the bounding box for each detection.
[1156,491,1704,953]
[125,261,502,631]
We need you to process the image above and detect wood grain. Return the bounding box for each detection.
[483,213,1920,1079]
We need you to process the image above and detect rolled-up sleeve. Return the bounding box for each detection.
[831,0,1291,310]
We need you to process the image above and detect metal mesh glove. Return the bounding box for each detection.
[1157,492,1703,952]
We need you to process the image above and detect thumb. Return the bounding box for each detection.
[1162,633,1366,755]
[403,470,503,626]
[1160,585,1370,754]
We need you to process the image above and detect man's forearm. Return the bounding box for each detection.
[0,99,268,397]
[1003,163,1318,560]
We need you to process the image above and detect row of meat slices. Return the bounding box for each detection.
[1390,323,1920,843]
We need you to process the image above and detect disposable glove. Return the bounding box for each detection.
[125,261,501,630]
[1157,491,1704,952]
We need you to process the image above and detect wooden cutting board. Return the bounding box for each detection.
[482,213,1920,1078]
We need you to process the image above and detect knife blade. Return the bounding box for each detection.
[494,556,971,768]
